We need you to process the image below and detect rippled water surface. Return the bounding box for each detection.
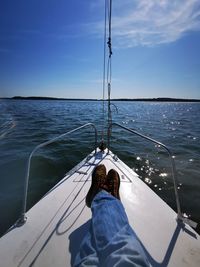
[0,100,200,236]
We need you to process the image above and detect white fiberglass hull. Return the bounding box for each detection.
[0,149,200,267]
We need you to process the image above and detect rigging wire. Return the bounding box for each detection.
[100,0,113,149]
[101,0,107,143]
[107,0,113,142]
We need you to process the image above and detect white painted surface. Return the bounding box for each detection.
[0,150,200,267]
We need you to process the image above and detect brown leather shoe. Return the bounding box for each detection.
[106,169,120,200]
[86,164,107,207]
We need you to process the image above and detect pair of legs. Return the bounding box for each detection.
[73,165,150,267]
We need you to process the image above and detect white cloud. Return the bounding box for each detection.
[92,0,200,47]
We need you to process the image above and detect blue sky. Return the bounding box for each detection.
[1,0,200,99]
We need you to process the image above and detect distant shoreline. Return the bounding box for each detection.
[1,96,200,102]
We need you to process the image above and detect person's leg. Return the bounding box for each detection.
[73,223,99,267]
[73,164,107,267]
[75,165,150,267]
[91,190,150,267]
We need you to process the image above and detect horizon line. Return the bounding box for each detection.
[1,96,200,102]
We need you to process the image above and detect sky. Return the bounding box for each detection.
[0,0,200,99]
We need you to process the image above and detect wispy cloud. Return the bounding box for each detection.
[91,0,200,47]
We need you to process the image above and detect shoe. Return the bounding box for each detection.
[86,164,107,207]
[106,169,120,200]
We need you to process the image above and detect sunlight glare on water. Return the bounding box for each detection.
[0,100,200,236]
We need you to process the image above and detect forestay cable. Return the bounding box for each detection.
[100,0,113,151]
[101,0,107,145]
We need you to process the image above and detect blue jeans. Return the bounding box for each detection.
[74,190,150,267]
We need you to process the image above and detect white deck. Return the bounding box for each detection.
[0,150,200,267]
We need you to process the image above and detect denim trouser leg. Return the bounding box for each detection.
[91,191,150,267]
[74,190,150,267]
[73,223,99,267]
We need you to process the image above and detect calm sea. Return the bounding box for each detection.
[0,100,200,236]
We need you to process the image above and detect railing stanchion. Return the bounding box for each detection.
[107,122,183,221]
[17,123,98,226]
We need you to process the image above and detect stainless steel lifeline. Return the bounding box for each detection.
[17,123,98,226]
[107,122,197,228]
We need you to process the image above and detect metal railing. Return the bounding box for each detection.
[17,123,98,226]
[107,122,183,221]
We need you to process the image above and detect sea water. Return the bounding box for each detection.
[0,100,200,236]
